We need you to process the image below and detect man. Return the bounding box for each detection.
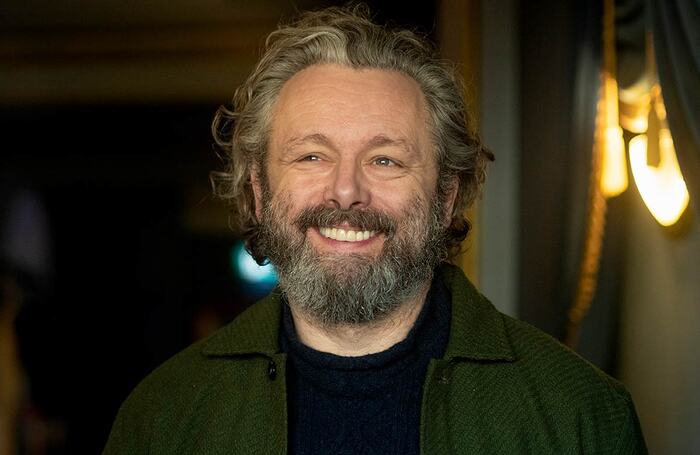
[105,5,646,454]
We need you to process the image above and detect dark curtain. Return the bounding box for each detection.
[518,1,604,345]
[519,0,698,372]
[563,0,634,372]
[649,0,700,215]
[519,0,632,373]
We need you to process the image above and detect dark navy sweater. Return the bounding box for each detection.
[280,274,451,455]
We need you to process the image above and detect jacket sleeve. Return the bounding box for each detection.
[613,393,648,455]
[102,389,154,455]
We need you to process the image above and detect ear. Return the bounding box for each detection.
[250,166,263,221]
[442,177,459,227]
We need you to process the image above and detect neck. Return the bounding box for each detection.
[288,283,431,357]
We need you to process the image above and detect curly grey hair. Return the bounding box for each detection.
[211,4,492,261]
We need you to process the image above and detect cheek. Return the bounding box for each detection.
[268,186,321,225]
[378,175,436,207]
[274,173,327,204]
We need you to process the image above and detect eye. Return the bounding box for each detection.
[373,157,396,167]
[298,154,322,162]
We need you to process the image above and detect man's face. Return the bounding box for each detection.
[252,64,455,324]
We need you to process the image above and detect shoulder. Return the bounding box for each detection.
[102,337,223,453]
[123,291,282,407]
[442,262,629,404]
[103,292,284,453]
[495,314,645,452]
[501,313,631,407]
[438,263,646,452]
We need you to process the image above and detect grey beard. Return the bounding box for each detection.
[256,195,448,326]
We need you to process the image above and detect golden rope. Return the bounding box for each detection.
[564,0,616,349]
[565,91,608,348]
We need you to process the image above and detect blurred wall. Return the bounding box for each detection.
[478,0,519,317]
[437,0,484,289]
[619,197,700,454]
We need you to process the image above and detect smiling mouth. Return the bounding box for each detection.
[318,227,378,242]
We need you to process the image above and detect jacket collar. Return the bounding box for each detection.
[201,263,516,363]
[439,264,515,362]
[201,288,284,357]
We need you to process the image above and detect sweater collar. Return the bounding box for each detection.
[201,263,515,363]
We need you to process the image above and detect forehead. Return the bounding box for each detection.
[269,64,431,153]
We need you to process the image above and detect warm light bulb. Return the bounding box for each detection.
[621,114,649,134]
[600,125,629,197]
[629,131,689,226]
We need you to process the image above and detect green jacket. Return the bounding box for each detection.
[104,264,646,454]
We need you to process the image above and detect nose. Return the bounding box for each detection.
[324,159,370,210]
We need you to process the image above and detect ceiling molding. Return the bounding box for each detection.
[1,14,282,104]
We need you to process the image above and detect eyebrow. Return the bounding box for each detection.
[282,133,418,158]
[364,135,417,158]
[283,133,336,154]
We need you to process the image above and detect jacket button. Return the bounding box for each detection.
[267,360,277,380]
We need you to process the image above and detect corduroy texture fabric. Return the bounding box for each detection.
[103,264,647,454]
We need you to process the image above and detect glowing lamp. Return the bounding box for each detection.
[629,129,689,226]
[600,125,629,197]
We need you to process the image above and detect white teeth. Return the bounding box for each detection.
[319,227,377,242]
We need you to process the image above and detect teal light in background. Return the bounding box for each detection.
[231,242,277,294]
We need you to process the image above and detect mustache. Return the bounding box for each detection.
[294,205,397,236]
